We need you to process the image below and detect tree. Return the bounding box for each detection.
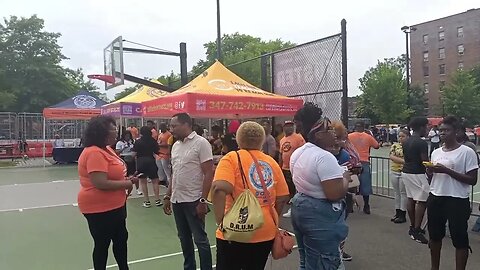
[190,33,295,88]
[441,70,480,125]
[65,68,108,102]
[357,57,411,124]
[157,71,181,89]
[0,15,103,111]
[114,84,140,101]
[406,85,428,117]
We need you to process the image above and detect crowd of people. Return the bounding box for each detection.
[76,103,479,270]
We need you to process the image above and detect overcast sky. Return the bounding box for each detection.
[2,0,478,99]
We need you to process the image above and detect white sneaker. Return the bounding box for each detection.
[136,189,143,195]
[283,208,291,218]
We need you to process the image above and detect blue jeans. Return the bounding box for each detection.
[172,201,212,270]
[359,162,373,195]
[291,193,348,270]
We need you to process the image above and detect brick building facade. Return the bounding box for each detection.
[410,8,480,115]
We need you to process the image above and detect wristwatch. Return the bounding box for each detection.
[199,198,207,204]
[163,195,171,200]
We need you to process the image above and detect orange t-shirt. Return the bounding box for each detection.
[156,131,172,160]
[127,127,139,140]
[348,132,379,162]
[279,133,305,170]
[213,149,289,243]
[77,146,127,214]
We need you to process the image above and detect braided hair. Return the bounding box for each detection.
[293,102,323,140]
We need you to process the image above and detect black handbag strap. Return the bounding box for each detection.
[235,151,248,189]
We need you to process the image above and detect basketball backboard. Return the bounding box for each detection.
[103,36,124,90]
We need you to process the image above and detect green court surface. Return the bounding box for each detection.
[1,146,479,270]
[0,165,79,185]
[0,197,219,270]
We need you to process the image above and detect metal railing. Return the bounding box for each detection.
[370,156,479,218]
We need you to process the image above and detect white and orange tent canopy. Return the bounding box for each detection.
[141,61,303,119]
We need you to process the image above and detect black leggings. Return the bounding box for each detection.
[84,205,129,270]
[216,238,274,270]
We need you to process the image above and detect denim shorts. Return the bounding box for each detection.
[291,193,349,270]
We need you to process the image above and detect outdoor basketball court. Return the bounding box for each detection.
[1,147,480,269]
[0,165,298,270]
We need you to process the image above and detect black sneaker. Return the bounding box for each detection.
[342,252,352,261]
[155,199,163,207]
[412,229,428,244]
[409,226,415,239]
[363,204,371,215]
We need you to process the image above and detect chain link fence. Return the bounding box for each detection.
[0,112,88,142]
[272,33,344,120]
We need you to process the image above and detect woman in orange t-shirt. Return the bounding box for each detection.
[78,116,138,270]
[211,121,290,270]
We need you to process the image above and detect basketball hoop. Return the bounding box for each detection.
[87,74,116,84]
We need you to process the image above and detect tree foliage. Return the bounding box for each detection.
[190,33,294,88]
[441,69,480,125]
[356,57,412,124]
[114,84,140,101]
[406,85,428,118]
[0,15,102,112]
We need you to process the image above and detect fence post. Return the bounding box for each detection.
[341,19,348,126]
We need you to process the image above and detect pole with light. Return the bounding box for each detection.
[401,25,416,91]
[216,0,222,62]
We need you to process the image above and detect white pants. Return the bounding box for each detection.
[156,158,172,185]
[390,171,407,211]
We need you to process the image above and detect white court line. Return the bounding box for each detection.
[90,245,217,270]
[0,203,75,213]
[93,243,300,270]
[0,179,79,188]
[473,191,480,195]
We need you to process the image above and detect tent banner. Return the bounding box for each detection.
[142,93,303,118]
[43,108,101,119]
[101,102,142,117]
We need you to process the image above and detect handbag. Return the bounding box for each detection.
[220,152,264,243]
[248,151,295,260]
[348,174,360,188]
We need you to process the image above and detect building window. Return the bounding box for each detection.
[423,34,428,45]
[458,62,464,70]
[458,44,465,55]
[457,26,464,38]
[439,81,446,91]
[424,83,429,94]
[439,48,445,59]
[423,65,429,77]
[423,51,429,62]
[439,64,446,75]
[438,31,445,41]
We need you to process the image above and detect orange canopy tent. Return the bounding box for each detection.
[41,91,107,165]
[141,61,304,119]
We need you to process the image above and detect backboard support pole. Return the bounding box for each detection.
[180,42,188,86]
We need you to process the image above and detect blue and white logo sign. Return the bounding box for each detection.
[73,95,97,109]
[248,161,274,191]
